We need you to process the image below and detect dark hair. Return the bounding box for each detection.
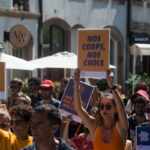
[135,81,149,92]
[133,96,146,105]
[10,105,32,122]
[33,104,61,126]
[28,77,41,86]
[10,78,23,87]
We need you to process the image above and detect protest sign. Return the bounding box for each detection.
[0,62,6,100]
[60,78,95,122]
[78,28,110,79]
[136,123,150,150]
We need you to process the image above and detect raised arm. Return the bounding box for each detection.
[73,69,96,137]
[106,69,128,144]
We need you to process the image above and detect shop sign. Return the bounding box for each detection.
[130,32,150,44]
[9,25,31,48]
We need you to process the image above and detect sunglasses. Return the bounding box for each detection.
[100,104,112,111]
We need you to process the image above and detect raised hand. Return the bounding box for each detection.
[74,69,80,89]
[106,68,113,89]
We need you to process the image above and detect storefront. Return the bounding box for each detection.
[130,31,150,74]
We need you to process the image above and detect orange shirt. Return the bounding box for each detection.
[93,127,124,150]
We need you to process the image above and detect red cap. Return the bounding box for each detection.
[40,80,54,89]
[136,90,150,102]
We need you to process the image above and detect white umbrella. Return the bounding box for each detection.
[30,51,116,69]
[0,53,35,70]
[30,51,77,69]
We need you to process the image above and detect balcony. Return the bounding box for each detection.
[0,8,40,19]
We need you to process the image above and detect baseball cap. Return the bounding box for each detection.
[136,89,150,102]
[40,80,54,89]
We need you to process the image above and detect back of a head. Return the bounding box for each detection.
[28,77,41,87]
[10,105,32,122]
[134,95,146,105]
[10,95,31,107]
[33,104,61,126]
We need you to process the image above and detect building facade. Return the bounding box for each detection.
[41,0,127,84]
[0,0,40,79]
[129,0,150,75]
[1,0,150,86]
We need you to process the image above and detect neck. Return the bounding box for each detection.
[36,136,57,150]
[103,119,114,129]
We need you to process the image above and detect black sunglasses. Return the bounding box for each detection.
[100,104,112,110]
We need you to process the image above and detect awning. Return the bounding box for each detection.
[0,53,35,70]
[29,51,116,69]
[130,43,150,56]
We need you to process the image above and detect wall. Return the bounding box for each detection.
[42,0,127,82]
[132,3,150,24]
[0,17,38,59]
[43,0,126,36]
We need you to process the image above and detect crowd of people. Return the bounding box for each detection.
[0,69,150,150]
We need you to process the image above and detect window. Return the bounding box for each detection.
[42,25,67,55]
[50,25,65,52]
[13,0,29,11]
[132,0,144,6]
